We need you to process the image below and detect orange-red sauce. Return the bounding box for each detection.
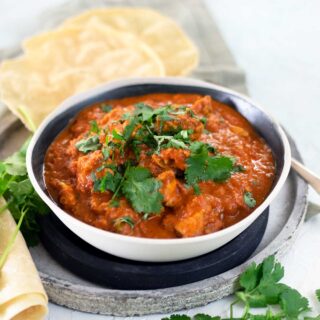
[44,93,275,238]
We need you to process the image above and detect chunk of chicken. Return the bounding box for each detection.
[191,95,213,117]
[139,148,189,176]
[157,170,186,207]
[54,180,77,210]
[175,194,223,237]
[76,150,103,192]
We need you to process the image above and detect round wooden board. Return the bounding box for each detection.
[0,111,308,316]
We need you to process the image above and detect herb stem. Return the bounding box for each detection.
[0,201,10,215]
[110,162,130,202]
[0,206,27,270]
[230,298,240,319]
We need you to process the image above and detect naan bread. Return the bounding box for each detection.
[0,198,48,320]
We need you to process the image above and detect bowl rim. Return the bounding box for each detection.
[26,76,291,245]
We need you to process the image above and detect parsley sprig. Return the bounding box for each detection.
[162,255,320,320]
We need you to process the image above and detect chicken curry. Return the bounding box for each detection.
[44,93,275,238]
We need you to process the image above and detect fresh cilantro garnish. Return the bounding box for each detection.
[92,164,163,216]
[85,101,244,214]
[162,315,191,320]
[114,216,135,229]
[109,199,120,208]
[123,117,138,141]
[194,314,220,320]
[280,288,309,318]
[244,191,256,208]
[102,146,110,160]
[162,255,317,320]
[122,167,163,214]
[112,129,125,141]
[316,289,320,302]
[233,164,246,173]
[92,171,122,193]
[89,120,100,134]
[75,135,101,153]
[185,142,234,189]
[0,138,50,269]
[236,255,310,318]
[101,104,112,112]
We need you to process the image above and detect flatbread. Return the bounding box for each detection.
[0,198,48,320]
[0,20,165,130]
[62,7,199,76]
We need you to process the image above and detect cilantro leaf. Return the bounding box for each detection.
[279,288,309,318]
[101,104,112,112]
[134,103,155,122]
[122,167,163,214]
[162,315,191,320]
[239,262,261,291]
[75,136,101,153]
[244,191,257,208]
[194,314,220,320]
[206,156,234,182]
[89,120,100,134]
[0,138,50,251]
[237,255,287,308]
[114,216,135,229]
[8,179,33,199]
[316,289,320,302]
[164,138,189,150]
[3,138,30,176]
[123,118,138,140]
[185,142,235,187]
[112,129,125,141]
[93,171,122,193]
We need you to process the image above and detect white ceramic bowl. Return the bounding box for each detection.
[27,77,291,262]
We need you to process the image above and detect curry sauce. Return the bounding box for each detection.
[44,93,275,238]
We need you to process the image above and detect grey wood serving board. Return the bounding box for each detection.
[0,0,308,316]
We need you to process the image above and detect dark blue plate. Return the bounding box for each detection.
[40,208,268,290]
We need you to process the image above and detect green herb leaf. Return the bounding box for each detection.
[109,199,120,208]
[239,262,261,292]
[112,129,125,141]
[279,288,309,318]
[194,314,220,320]
[316,289,320,302]
[123,118,138,140]
[0,138,50,251]
[75,136,101,153]
[101,104,112,112]
[3,138,30,176]
[89,120,100,134]
[114,216,135,229]
[92,171,122,193]
[185,142,234,187]
[162,315,191,320]
[122,167,163,214]
[244,191,257,208]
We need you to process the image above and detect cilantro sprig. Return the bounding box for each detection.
[244,191,256,208]
[0,138,50,269]
[93,163,163,216]
[162,255,320,320]
[185,141,237,193]
[75,135,101,153]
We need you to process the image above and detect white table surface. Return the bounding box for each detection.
[1,0,320,318]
